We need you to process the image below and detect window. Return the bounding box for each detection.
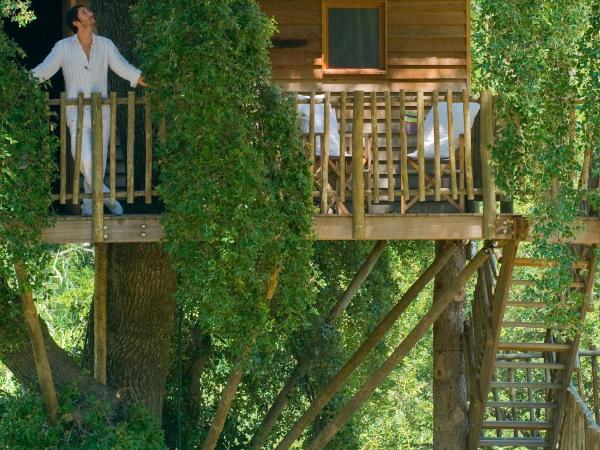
[323,2,386,73]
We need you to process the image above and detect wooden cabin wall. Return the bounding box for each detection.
[259,0,470,92]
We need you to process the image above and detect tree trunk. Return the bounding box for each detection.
[433,241,467,450]
[106,243,177,419]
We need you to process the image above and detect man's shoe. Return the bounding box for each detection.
[104,199,123,216]
[81,199,92,217]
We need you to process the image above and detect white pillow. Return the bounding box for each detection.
[409,102,481,159]
[297,95,341,157]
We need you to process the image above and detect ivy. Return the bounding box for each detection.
[472,0,598,326]
[0,14,55,293]
[132,0,315,357]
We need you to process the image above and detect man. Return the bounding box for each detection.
[32,5,147,216]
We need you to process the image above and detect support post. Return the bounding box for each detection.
[14,263,59,425]
[250,241,388,450]
[91,93,104,243]
[352,91,365,239]
[302,248,491,450]
[274,243,459,450]
[94,243,108,384]
[592,345,600,424]
[480,91,496,239]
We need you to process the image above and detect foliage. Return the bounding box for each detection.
[0,0,34,26]
[132,0,315,358]
[158,241,438,449]
[0,389,166,450]
[472,0,599,327]
[0,8,55,292]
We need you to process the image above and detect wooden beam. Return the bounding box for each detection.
[301,248,490,450]
[91,93,104,243]
[480,90,496,239]
[352,91,365,239]
[14,263,59,425]
[38,216,600,244]
[94,244,108,385]
[274,243,461,450]
[249,241,388,450]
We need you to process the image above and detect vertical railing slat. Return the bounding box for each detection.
[309,92,316,177]
[400,90,409,201]
[127,91,135,204]
[385,91,394,202]
[339,92,347,207]
[109,92,117,204]
[592,345,600,424]
[447,90,458,200]
[59,93,67,205]
[144,94,153,204]
[91,93,104,242]
[417,91,426,202]
[433,90,441,201]
[581,124,592,189]
[320,92,330,213]
[72,93,84,206]
[371,92,379,203]
[480,91,497,239]
[352,91,365,239]
[463,89,474,200]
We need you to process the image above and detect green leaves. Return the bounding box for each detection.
[0,22,55,291]
[132,0,315,357]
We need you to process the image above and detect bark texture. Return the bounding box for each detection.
[106,243,177,418]
[433,241,467,450]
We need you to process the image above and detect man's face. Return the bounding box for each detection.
[74,7,96,31]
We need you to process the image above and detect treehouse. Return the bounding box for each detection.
[5,1,600,449]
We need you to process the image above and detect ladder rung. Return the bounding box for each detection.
[482,420,553,430]
[487,401,558,409]
[512,279,586,288]
[495,361,566,370]
[497,342,571,352]
[490,381,562,390]
[506,301,547,308]
[501,321,566,330]
[479,437,549,448]
[512,258,588,269]
[512,279,536,286]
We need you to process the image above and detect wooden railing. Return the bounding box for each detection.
[46,89,503,239]
[560,387,600,449]
[294,90,497,237]
[576,348,600,424]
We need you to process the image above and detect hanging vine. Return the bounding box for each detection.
[472,0,599,325]
[132,0,316,358]
[0,11,55,301]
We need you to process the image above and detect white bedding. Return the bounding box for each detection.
[297,95,341,157]
[409,102,481,159]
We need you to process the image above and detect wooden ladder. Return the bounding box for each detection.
[466,244,597,449]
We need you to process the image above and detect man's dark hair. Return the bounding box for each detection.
[65,5,86,34]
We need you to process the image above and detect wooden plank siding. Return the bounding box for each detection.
[260,0,469,91]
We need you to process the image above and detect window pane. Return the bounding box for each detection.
[328,8,381,69]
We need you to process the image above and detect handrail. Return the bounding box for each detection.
[47,90,490,231]
[560,387,600,449]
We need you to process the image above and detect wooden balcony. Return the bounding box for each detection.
[42,91,599,244]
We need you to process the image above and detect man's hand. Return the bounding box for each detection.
[137,75,148,88]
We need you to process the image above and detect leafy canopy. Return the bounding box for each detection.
[0,5,55,292]
[132,0,316,356]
